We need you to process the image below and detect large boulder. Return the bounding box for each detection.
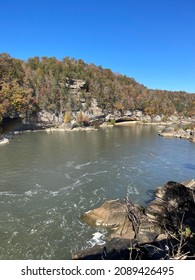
[159,126,175,137]
[153,115,162,122]
[145,180,195,231]
[75,180,195,260]
[82,199,127,228]
[82,198,161,243]
[82,199,143,240]
[142,115,152,123]
[168,115,178,122]
[82,199,133,239]
[124,110,132,117]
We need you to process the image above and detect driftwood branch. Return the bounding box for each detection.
[125,195,140,238]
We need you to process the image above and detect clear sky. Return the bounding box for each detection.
[1,0,195,93]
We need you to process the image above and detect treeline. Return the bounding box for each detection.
[0,53,194,122]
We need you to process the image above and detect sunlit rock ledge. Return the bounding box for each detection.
[159,126,195,143]
[46,126,97,132]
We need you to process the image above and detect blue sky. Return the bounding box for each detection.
[1,0,195,93]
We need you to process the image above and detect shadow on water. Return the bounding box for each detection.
[144,190,156,205]
[183,163,195,171]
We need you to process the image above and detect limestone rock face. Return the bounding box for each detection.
[89,98,103,117]
[67,79,86,92]
[124,110,132,116]
[142,115,152,123]
[168,115,178,122]
[36,110,62,125]
[153,115,162,122]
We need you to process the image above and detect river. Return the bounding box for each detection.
[0,124,195,259]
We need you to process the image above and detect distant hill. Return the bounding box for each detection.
[0,53,195,124]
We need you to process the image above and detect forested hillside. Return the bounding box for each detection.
[0,53,194,124]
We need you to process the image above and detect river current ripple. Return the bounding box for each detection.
[0,125,195,259]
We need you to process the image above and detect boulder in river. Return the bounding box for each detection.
[73,179,195,260]
[82,199,144,240]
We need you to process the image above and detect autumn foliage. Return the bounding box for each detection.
[0,53,195,123]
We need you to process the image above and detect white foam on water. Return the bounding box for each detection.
[87,232,106,247]
[8,231,18,244]
[75,160,99,170]
[75,161,93,170]
[84,210,91,214]
[0,191,13,196]
[49,191,59,196]
[64,173,71,179]
[25,190,39,196]
[71,179,82,188]
[46,207,58,215]
[59,216,67,228]
[90,170,107,176]
[43,219,54,226]
[127,184,140,195]
[30,229,37,234]
[35,183,42,188]
[78,196,85,204]
[66,161,75,167]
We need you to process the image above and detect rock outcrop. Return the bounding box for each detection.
[159,126,195,142]
[82,199,143,240]
[35,110,63,126]
[146,181,195,232]
[73,180,195,260]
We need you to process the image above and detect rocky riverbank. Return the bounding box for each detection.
[1,107,195,145]
[159,126,195,143]
[45,125,97,132]
[72,180,195,260]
